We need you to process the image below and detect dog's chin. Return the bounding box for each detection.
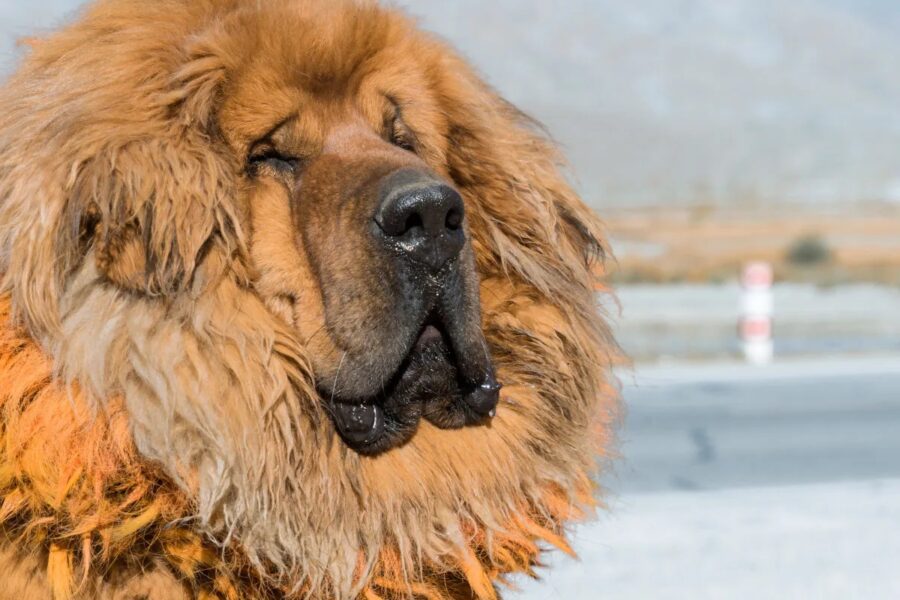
[323,323,501,456]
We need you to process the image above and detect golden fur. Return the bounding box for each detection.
[0,1,620,598]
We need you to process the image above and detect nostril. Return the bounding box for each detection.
[405,212,424,233]
[445,209,463,231]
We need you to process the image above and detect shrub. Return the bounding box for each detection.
[786,234,832,266]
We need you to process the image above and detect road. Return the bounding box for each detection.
[514,356,900,599]
[614,355,900,493]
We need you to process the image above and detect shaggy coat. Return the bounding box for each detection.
[0,1,620,598]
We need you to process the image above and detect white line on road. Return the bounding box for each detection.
[620,354,900,387]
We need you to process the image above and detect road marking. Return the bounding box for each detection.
[618,354,900,386]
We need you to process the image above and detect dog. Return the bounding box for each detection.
[0,1,620,598]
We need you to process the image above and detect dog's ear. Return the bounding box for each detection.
[0,25,245,333]
[433,55,610,298]
[69,126,242,296]
[65,53,244,297]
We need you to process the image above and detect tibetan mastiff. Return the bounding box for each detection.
[0,1,620,598]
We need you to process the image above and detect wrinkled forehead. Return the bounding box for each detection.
[213,2,435,151]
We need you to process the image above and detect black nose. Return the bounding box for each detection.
[374,171,466,271]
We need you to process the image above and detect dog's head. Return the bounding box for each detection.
[0,0,619,595]
[234,62,499,456]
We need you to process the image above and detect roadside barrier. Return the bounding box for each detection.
[741,262,774,365]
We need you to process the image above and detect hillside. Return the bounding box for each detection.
[3,0,900,208]
[402,0,900,208]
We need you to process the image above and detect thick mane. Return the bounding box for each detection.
[0,1,621,598]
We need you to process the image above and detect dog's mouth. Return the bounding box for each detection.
[325,314,500,455]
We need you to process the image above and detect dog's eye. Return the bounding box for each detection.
[247,146,301,177]
[391,125,416,153]
[392,135,415,153]
[387,106,417,154]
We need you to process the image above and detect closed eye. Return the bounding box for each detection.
[391,125,416,153]
[385,97,418,154]
[247,146,301,177]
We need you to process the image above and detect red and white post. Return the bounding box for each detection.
[740,262,774,365]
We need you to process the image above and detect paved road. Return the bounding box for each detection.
[514,356,900,599]
[612,355,900,493]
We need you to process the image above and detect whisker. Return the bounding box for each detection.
[330,351,348,404]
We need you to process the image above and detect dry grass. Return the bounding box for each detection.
[603,203,900,285]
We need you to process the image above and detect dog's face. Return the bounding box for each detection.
[0,1,619,595]
[232,82,496,455]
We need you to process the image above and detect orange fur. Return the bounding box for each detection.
[0,296,604,598]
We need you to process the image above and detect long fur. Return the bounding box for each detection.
[0,1,621,598]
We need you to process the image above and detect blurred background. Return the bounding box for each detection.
[2,1,899,598]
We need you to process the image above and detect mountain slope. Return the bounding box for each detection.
[403,0,900,207]
[3,0,900,207]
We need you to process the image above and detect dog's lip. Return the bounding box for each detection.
[329,402,384,446]
[463,376,502,418]
[326,316,500,453]
[326,322,447,449]
[396,321,448,383]
[415,324,443,347]
[384,319,502,417]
